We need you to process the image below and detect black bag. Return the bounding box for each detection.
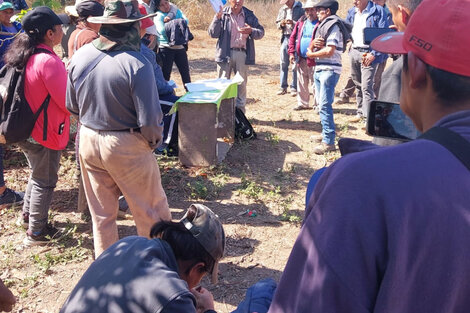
[235,107,256,140]
[0,48,51,144]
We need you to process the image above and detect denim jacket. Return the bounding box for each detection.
[346,1,389,64]
[208,6,264,65]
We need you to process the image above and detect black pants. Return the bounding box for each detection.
[159,47,191,87]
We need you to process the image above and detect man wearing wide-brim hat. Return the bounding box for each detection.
[66,0,171,260]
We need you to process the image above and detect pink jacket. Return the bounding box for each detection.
[288,16,317,67]
[25,44,69,150]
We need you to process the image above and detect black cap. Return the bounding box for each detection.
[314,0,339,11]
[22,6,63,36]
[76,0,105,18]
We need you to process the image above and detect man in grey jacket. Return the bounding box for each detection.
[208,0,264,112]
[66,0,171,258]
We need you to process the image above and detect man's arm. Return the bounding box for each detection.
[132,57,164,149]
[66,69,79,117]
[368,6,389,64]
[269,156,387,313]
[208,8,223,38]
[275,6,285,29]
[245,11,265,40]
[306,44,336,58]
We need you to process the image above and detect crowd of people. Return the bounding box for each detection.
[1,0,470,312]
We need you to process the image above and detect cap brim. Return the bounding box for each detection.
[65,5,79,17]
[371,32,406,54]
[211,261,219,284]
[88,11,158,24]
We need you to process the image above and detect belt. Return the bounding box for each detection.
[111,128,141,133]
[353,47,370,53]
[231,47,246,52]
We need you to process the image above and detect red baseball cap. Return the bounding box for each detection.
[371,0,470,77]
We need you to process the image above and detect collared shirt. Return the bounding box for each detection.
[351,6,370,48]
[230,8,248,49]
[281,5,294,35]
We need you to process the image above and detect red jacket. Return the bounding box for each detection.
[25,44,69,150]
[288,16,317,67]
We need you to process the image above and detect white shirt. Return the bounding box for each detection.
[351,7,369,48]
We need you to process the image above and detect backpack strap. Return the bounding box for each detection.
[418,126,470,171]
[31,48,54,141]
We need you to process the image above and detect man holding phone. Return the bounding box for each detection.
[268,0,470,312]
[275,0,304,96]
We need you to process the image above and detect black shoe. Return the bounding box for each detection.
[23,224,61,246]
[0,188,24,209]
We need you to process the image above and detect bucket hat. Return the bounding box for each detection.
[88,0,158,24]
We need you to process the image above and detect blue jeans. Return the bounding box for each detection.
[314,70,340,145]
[280,36,296,90]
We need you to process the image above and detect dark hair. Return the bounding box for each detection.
[4,29,50,68]
[150,218,215,275]
[403,54,470,106]
[149,0,161,13]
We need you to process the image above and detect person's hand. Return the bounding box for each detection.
[289,54,295,64]
[285,19,293,25]
[191,286,214,313]
[312,37,325,49]
[280,19,287,27]
[0,279,16,312]
[163,16,171,22]
[362,52,375,66]
[238,23,252,35]
[216,5,223,19]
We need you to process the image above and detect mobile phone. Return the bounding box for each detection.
[367,100,420,141]
[59,122,65,135]
[363,27,396,45]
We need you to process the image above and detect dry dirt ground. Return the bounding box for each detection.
[0,24,372,312]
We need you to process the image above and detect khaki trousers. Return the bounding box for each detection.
[79,126,171,258]
[296,57,315,107]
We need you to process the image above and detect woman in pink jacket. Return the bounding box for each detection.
[4,7,69,245]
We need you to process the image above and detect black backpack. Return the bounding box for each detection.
[235,107,256,140]
[0,48,51,144]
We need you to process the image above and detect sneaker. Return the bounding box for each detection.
[293,105,312,111]
[313,143,336,155]
[335,97,350,105]
[15,212,29,229]
[0,188,24,209]
[350,114,363,123]
[276,88,287,95]
[290,89,297,97]
[310,135,323,143]
[23,224,61,246]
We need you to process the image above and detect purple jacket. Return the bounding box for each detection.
[269,110,470,313]
[288,16,316,67]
